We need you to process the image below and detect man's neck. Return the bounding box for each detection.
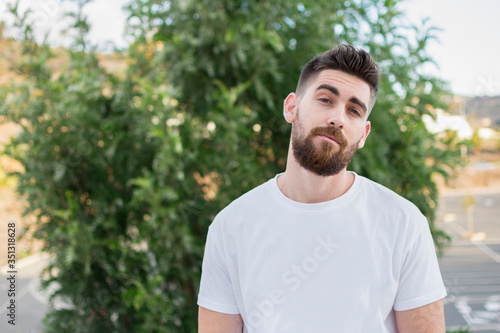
[277,152,355,204]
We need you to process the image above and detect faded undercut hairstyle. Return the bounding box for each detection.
[296,44,381,111]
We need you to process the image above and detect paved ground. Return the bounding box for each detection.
[1,189,499,332]
[437,189,500,332]
[0,253,49,333]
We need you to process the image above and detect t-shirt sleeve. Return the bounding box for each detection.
[393,214,447,311]
[197,223,240,314]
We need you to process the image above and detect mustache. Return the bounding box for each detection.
[309,126,348,147]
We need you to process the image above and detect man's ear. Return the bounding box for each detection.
[357,121,371,148]
[283,93,298,123]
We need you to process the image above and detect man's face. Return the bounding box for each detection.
[284,69,372,176]
[291,110,361,176]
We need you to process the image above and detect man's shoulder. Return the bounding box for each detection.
[357,174,423,216]
[355,175,430,238]
[214,177,274,222]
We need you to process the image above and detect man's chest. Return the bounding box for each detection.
[225,221,401,332]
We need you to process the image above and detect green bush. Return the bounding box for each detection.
[1,0,465,331]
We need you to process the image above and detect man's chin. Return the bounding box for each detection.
[307,165,346,177]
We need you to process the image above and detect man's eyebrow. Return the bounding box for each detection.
[316,83,367,114]
[316,83,339,96]
[349,97,367,114]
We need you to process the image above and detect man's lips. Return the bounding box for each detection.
[317,134,340,145]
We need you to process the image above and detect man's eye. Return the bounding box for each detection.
[350,109,361,116]
[319,98,331,104]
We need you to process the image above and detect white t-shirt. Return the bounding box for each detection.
[198,173,447,332]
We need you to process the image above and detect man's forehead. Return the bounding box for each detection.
[313,70,370,92]
[307,70,370,100]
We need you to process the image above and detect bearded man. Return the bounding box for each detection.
[197,44,447,333]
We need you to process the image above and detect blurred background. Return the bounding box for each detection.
[0,0,499,332]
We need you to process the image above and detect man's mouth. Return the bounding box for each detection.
[317,134,340,145]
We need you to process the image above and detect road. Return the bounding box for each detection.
[437,189,500,332]
[0,253,48,333]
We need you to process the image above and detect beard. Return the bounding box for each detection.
[291,112,360,177]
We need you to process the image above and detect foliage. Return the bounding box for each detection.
[0,0,466,331]
[2,3,153,332]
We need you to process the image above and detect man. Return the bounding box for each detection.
[198,45,447,332]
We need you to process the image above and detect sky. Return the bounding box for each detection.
[1,0,499,97]
[399,0,500,97]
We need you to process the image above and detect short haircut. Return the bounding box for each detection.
[296,45,381,111]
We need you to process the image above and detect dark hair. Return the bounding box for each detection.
[296,44,381,110]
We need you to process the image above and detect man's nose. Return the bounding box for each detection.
[327,106,345,129]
